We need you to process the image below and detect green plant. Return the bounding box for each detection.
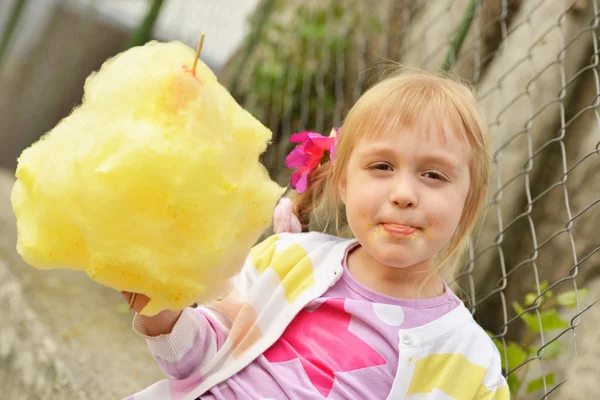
[489,282,588,399]
[123,0,166,49]
[0,0,28,68]
[441,0,477,72]
[243,1,354,127]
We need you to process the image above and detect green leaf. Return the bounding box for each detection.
[526,373,555,393]
[525,281,554,306]
[312,9,327,25]
[539,309,570,332]
[327,37,349,51]
[530,340,563,359]
[514,302,569,333]
[492,335,526,395]
[539,281,553,299]
[506,342,528,371]
[493,339,527,372]
[557,289,589,308]
[513,301,525,314]
[299,21,327,40]
[271,23,286,34]
[257,61,285,81]
[315,95,334,109]
[521,313,541,332]
[507,374,521,396]
[333,2,344,18]
[525,293,539,307]
[513,301,540,332]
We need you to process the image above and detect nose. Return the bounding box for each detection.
[389,176,418,208]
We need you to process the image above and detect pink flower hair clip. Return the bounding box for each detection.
[285,126,342,193]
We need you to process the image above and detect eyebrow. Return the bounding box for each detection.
[356,145,395,158]
[416,153,461,174]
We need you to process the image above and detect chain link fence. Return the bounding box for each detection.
[1,0,599,398]
[221,1,600,397]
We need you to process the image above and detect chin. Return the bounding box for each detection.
[380,257,423,269]
[364,238,435,268]
[369,247,422,269]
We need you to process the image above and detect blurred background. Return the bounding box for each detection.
[0,0,598,399]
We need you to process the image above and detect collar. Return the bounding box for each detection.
[324,238,356,282]
[322,238,472,347]
[396,302,472,347]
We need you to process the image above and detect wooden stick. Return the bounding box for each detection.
[128,293,137,310]
[192,33,206,75]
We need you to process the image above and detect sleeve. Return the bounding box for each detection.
[474,346,510,400]
[132,234,281,379]
[133,307,229,379]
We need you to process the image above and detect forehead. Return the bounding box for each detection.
[355,114,471,159]
[347,83,471,146]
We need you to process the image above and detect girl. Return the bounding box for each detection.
[124,70,509,400]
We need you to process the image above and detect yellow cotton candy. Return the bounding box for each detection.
[11,41,284,316]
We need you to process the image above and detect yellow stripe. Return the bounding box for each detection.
[250,236,315,303]
[270,243,315,303]
[250,234,279,274]
[408,353,487,398]
[474,382,510,400]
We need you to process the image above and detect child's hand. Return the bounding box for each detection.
[273,197,302,234]
[120,291,182,337]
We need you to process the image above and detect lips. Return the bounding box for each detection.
[382,223,419,236]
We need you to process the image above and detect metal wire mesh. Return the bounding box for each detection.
[219,1,600,397]
[1,0,599,398]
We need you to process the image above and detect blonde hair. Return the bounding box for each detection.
[293,68,491,283]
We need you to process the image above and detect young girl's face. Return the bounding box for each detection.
[339,121,472,270]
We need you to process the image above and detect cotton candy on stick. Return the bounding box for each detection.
[11,41,284,316]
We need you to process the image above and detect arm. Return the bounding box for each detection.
[126,234,280,379]
[133,306,229,379]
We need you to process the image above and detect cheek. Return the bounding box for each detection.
[345,199,367,227]
[346,176,373,206]
[344,196,376,234]
[346,190,379,222]
[427,191,466,234]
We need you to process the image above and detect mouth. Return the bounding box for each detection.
[382,223,419,237]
